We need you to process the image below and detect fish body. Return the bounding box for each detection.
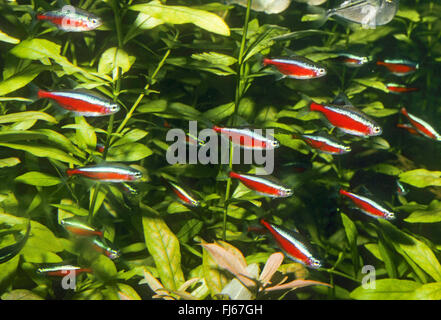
[335,53,369,67]
[60,218,103,237]
[386,83,419,94]
[37,6,102,32]
[309,102,382,137]
[92,238,120,260]
[400,107,441,141]
[260,219,321,268]
[339,189,395,220]
[37,89,120,117]
[228,0,292,14]
[168,181,200,207]
[376,59,418,76]
[37,265,93,276]
[229,171,293,198]
[213,126,279,150]
[327,0,399,28]
[0,222,31,264]
[396,123,420,136]
[396,180,408,196]
[66,164,143,182]
[263,56,327,80]
[298,134,351,154]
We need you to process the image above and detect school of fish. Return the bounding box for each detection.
[1,0,432,289]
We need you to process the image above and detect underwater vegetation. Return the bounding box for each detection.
[1,0,441,301]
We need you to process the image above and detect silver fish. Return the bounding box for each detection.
[228,0,292,14]
[326,0,399,28]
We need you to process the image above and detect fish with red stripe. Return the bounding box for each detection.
[37,89,120,117]
[400,107,441,141]
[339,189,395,220]
[309,101,382,137]
[213,126,279,150]
[37,6,102,32]
[92,237,120,260]
[376,59,419,76]
[66,163,143,183]
[294,133,351,155]
[259,219,322,269]
[263,56,327,80]
[334,53,369,68]
[396,123,421,136]
[229,171,292,198]
[60,218,103,237]
[386,83,419,94]
[167,181,200,207]
[37,265,93,277]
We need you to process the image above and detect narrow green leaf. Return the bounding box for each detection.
[106,143,153,162]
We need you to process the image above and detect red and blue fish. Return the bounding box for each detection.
[37,6,102,32]
[263,56,327,80]
[229,171,292,198]
[339,189,395,220]
[259,219,322,269]
[66,163,143,183]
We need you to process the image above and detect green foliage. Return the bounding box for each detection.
[0,0,441,301]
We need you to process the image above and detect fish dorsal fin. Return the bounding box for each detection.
[283,48,299,58]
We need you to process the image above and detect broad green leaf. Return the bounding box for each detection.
[106,143,153,162]
[404,200,441,223]
[0,65,48,96]
[379,219,441,282]
[142,212,185,291]
[203,102,234,122]
[350,279,421,300]
[399,169,441,188]
[353,78,388,93]
[177,219,203,243]
[10,38,106,82]
[15,171,62,187]
[0,142,81,165]
[74,116,97,150]
[98,47,136,79]
[0,29,20,44]
[117,283,142,300]
[130,1,230,36]
[1,289,44,300]
[0,157,20,168]
[91,255,117,280]
[0,111,57,124]
[191,52,237,67]
[396,9,420,22]
[112,129,149,147]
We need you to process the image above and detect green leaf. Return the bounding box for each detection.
[350,279,421,300]
[1,289,44,300]
[404,200,441,223]
[379,219,441,282]
[142,211,185,291]
[0,29,20,44]
[15,172,62,187]
[106,143,153,162]
[341,213,359,272]
[0,142,81,165]
[399,169,441,188]
[203,102,234,122]
[353,78,388,93]
[396,9,420,22]
[130,1,230,36]
[91,255,117,280]
[0,157,21,168]
[0,65,48,96]
[98,47,136,79]
[0,111,57,124]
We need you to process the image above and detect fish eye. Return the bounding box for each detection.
[272,140,280,148]
[110,250,120,259]
[110,104,120,112]
[373,127,382,134]
[311,260,322,269]
[285,188,293,196]
[134,172,143,178]
[318,68,326,75]
[345,146,352,152]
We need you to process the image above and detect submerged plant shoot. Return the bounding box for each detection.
[1,0,441,301]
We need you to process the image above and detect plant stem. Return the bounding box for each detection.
[222,0,253,241]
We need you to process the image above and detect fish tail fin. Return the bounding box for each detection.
[27,83,43,102]
[400,107,408,117]
[304,5,329,28]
